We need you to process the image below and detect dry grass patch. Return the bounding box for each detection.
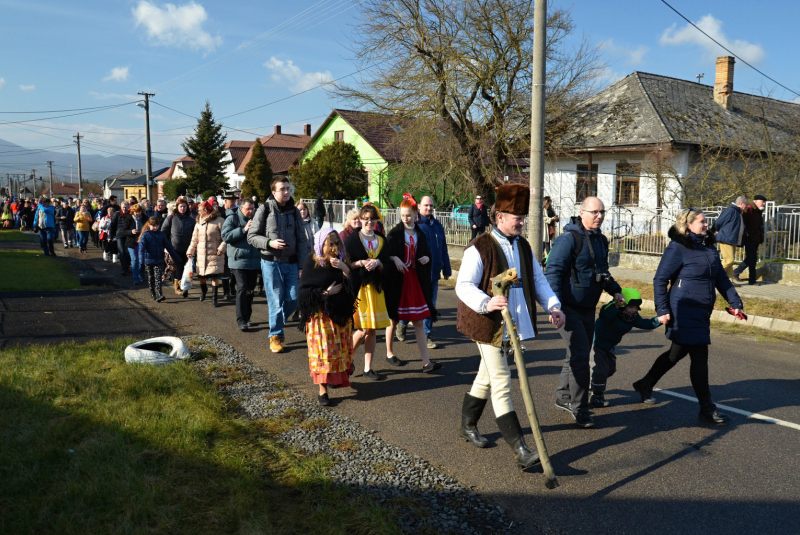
[300,418,330,432]
[332,439,358,452]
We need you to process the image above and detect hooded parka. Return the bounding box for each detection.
[654,227,743,346]
[187,211,227,276]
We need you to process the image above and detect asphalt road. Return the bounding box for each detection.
[8,240,800,534]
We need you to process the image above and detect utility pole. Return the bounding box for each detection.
[74,133,84,200]
[47,161,54,198]
[527,0,547,258]
[138,92,155,200]
[31,169,36,197]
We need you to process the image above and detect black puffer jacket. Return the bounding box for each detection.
[161,211,196,255]
[119,214,144,249]
[55,206,75,229]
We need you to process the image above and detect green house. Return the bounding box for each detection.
[300,109,405,207]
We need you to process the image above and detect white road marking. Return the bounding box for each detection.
[653,388,800,432]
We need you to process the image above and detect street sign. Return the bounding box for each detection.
[88,192,95,198]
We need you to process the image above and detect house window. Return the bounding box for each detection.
[615,162,640,206]
[576,164,597,203]
[334,130,344,142]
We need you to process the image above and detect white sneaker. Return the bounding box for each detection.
[103,252,109,261]
[112,254,119,263]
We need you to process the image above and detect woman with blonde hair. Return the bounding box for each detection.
[298,228,357,405]
[339,208,361,243]
[633,208,744,425]
[187,200,227,306]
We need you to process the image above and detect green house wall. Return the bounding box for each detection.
[300,115,389,206]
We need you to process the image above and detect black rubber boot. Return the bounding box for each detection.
[199,282,207,302]
[496,411,541,470]
[212,285,219,308]
[459,393,490,448]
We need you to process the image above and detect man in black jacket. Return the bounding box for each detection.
[55,200,75,248]
[109,201,131,275]
[468,195,489,240]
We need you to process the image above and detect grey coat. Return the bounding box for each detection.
[161,211,196,255]
[246,195,309,265]
[222,208,261,270]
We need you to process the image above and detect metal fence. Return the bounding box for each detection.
[306,199,800,263]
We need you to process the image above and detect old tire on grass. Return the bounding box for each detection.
[125,336,191,366]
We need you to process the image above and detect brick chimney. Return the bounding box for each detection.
[304,123,311,136]
[714,56,735,110]
[274,125,281,135]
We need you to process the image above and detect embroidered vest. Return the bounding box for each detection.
[456,233,538,347]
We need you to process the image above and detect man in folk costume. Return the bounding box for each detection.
[456,184,565,469]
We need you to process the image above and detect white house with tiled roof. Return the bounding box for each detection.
[222,124,312,190]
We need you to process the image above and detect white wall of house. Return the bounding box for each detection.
[544,149,689,220]
[221,150,243,189]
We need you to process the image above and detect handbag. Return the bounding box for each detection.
[180,261,194,291]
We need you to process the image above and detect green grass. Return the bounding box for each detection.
[0,229,34,242]
[0,249,81,291]
[0,339,402,535]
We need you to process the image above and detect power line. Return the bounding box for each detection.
[0,101,138,126]
[0,103,140,114]
[659,0,800,99]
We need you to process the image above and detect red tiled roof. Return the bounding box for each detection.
[230,133,311,175]
[41,183,81,196]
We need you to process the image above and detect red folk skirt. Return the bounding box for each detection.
[397,267,430,321]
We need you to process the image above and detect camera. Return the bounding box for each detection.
[595,271,611,284]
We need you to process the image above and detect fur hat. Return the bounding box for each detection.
[494,184,529,216]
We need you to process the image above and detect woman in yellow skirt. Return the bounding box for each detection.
[298,228,358,406]
[344,203,393,381]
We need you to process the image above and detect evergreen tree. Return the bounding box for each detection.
[291,141,367,200]
[181,101,231,196]
[240,139,273,202]
[162,179,189,201]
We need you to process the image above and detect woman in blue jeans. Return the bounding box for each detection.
[121,204,146,284]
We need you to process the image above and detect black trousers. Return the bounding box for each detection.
[117,239,130,270]
[556,306,596,412]
[733,241,759,284]
[471,226,486,240]
[231,268,259,325]
[644,342,714,412]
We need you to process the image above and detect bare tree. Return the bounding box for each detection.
[333,0,603,201]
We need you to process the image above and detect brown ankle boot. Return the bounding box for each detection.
[174,278,182,295]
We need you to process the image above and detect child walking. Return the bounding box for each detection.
[344,203,391,381]
[590,288,661,407]
[138,217,181,302]
[298,228,358,406]
[384,196,442,372]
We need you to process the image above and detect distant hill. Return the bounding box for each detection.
[0,138,174,184]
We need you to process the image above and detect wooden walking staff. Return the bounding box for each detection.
[492,268,559,489]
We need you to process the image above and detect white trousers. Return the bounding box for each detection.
[469,343,514,417]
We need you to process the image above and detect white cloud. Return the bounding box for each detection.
[103,67,130,82]
[19,84,35,91]
[0,78,5,89]
[263,57,333,93]
[132,1,221,52]
[660,14,765,64]
[600,39,648,66]
[89,91,140,100]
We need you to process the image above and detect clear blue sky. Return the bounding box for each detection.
[0,0,797,168]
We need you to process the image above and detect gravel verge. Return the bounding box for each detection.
[184,334,515,534]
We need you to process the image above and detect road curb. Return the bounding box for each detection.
[598,294,800,335]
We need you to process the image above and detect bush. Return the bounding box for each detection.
[162,179,188,201]
[201,190,215,201]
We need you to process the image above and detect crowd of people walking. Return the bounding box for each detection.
[3,183,758,470]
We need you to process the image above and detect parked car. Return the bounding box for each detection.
[452,204,471,225]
